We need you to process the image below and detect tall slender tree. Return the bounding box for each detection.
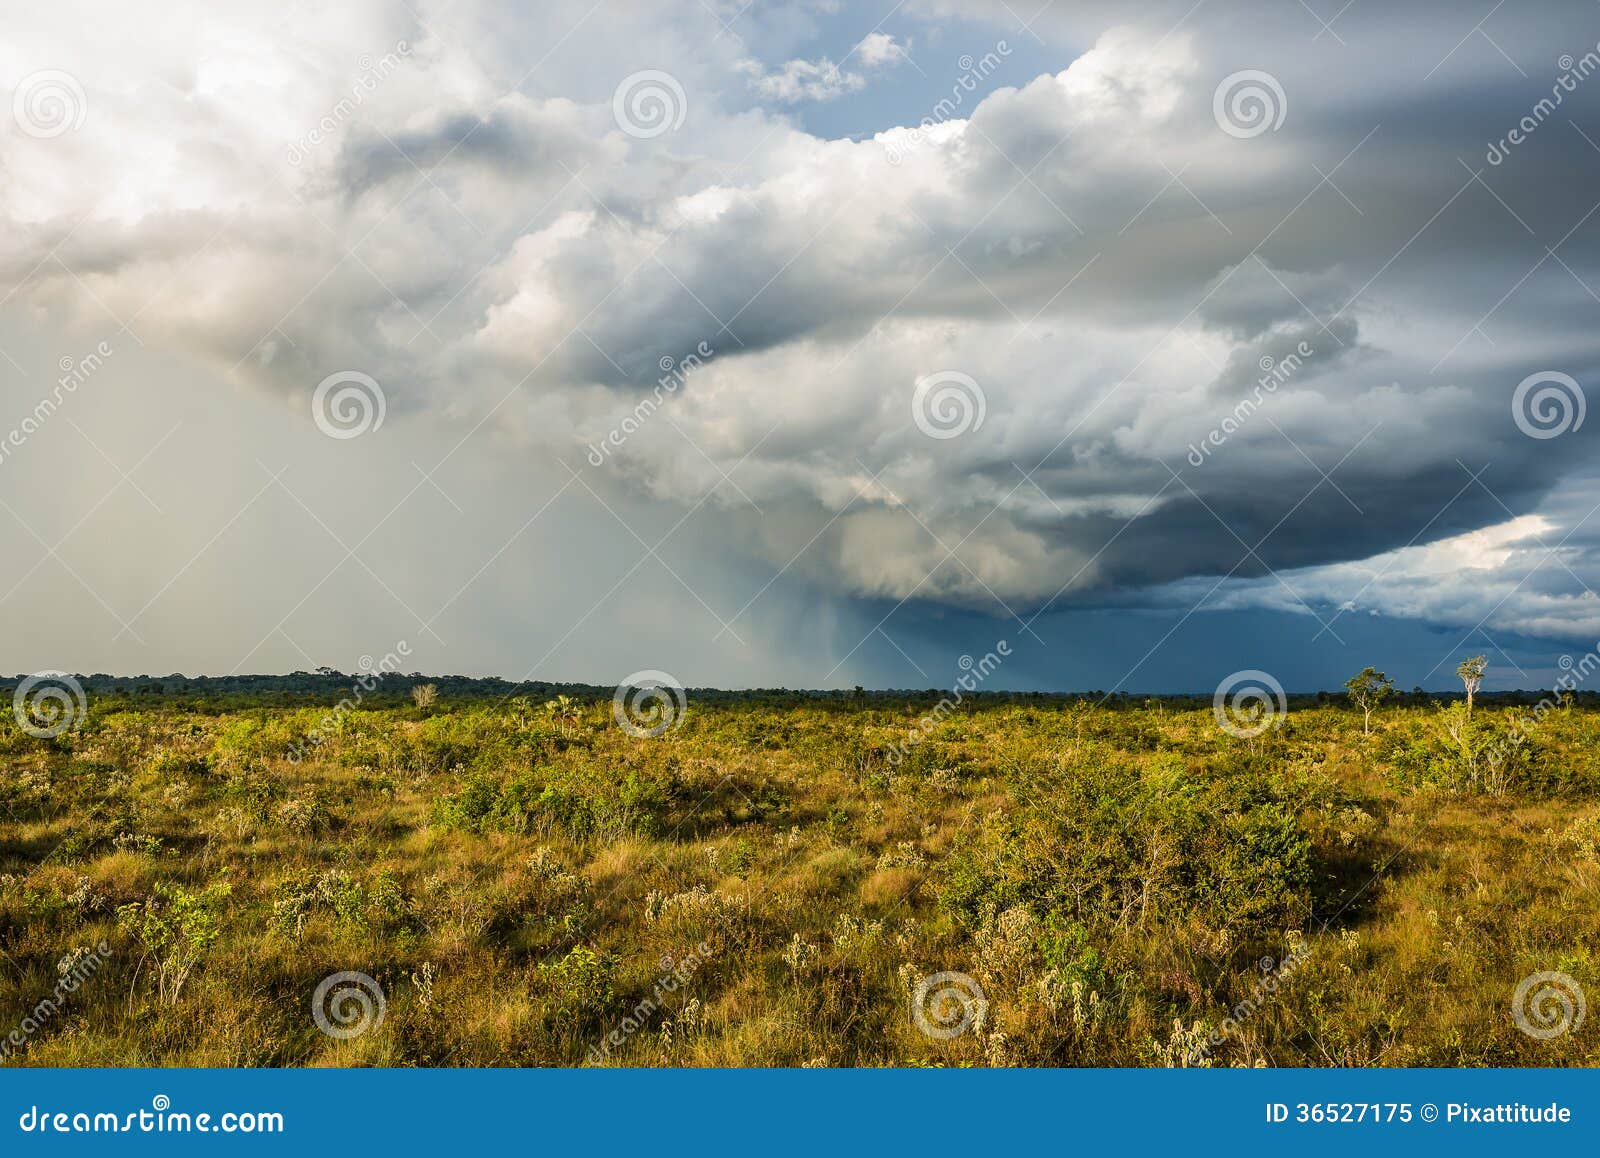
[1456,656,1487,718]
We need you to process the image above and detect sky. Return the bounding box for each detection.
[2,0,1600,693]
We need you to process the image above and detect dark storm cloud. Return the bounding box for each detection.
[5,0,1600,650]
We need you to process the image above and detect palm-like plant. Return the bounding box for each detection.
[545,694,581,737]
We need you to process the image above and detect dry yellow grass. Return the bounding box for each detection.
[2,691,1597,1067]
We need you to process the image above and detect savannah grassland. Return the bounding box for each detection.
[2,682,1598,1068]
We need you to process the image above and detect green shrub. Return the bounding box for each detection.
[939,759,1315,939]
[431,767,667,839]
[1377,703,1598,797]
[540,946,615,1028]
[117,880,232,1004]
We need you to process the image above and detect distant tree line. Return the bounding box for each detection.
[1,659,1590,715]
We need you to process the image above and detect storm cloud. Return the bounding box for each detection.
[3,0,1599,686]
